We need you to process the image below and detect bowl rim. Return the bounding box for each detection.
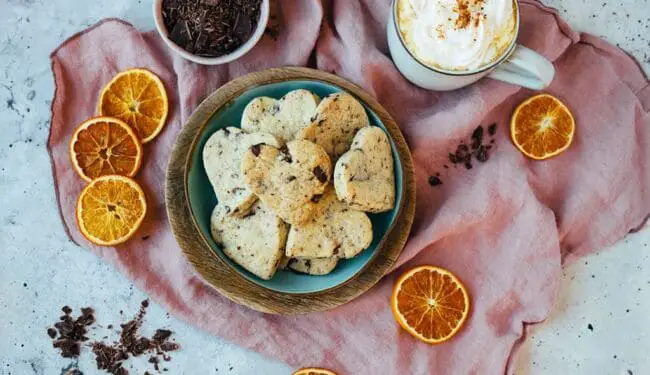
[152,0,270,65]
[184,79,405,295]
[165,67,416,314]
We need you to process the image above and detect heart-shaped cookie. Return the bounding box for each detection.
[285,188,373,259]
[241,89,321,143]
[241,140,332,225]
[296,92,370,160]
[334,126,395,213]
[203,127,280,217]
[210,200,288,280]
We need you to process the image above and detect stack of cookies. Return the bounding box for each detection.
[202,90,396,280]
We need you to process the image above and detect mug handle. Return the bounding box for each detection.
[488,45,555,90]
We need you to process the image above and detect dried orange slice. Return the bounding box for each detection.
[510,93,575,160]
[76,175,147,246]
[391,265,470,344]
[69,117,143,182]
[292,368,337,375]
[98,68,168,143]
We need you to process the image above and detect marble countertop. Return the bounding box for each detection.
[1,1,648,374]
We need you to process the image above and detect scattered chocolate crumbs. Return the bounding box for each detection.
[476,145,489,162]
[161,0,262,57]
[431,123,498,186]
[428,176,443,186]
[312,166,328,183]
[264,26,279,40]
[471,125,483,149]
[447,124,497,170]
[49,306,95,358]
[153,329,172,342]
[47,300,180,375]
[488,123,497,136]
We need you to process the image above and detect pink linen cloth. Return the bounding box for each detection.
[48,1,650,373]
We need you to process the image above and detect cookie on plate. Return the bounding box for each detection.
[334,126,395,213]
[241,89,320,142]
[285,188,373,259]
[210,200,288,280]
[287,258,338,276]
[203,127,280,217]
[241,140,331,225]
[296,92,370,160]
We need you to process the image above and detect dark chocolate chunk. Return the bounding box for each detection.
[488,123,497,136]
[471,125,483,144]
[428,176,443,186]
[312,166,328,183]
[476,145,489,162]
[332,245,341,256]
[250,144,261,156]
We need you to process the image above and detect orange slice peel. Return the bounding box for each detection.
[510,93,575,160]
[69,116,143,182]
[76,175,147,246]
[292,368,337,375]
[98,68,168,143]
[391,265,470,344]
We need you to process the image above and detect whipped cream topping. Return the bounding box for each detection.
[398,0,516,71]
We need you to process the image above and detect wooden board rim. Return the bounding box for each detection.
[165,67,416,314]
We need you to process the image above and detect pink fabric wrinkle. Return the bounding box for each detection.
[486,291,523,337]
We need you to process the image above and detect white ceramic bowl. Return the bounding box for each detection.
[153,0,269,65]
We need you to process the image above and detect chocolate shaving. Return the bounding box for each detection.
[250,144,261,156]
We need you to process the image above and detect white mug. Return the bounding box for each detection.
[387,0,555,91]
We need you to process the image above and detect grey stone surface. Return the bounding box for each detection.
[0,0,648,374]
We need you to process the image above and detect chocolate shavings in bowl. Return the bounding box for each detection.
[161,0,262,57]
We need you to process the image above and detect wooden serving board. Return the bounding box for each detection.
[166,67,416,314]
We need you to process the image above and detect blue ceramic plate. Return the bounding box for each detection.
[186,80,403,294]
